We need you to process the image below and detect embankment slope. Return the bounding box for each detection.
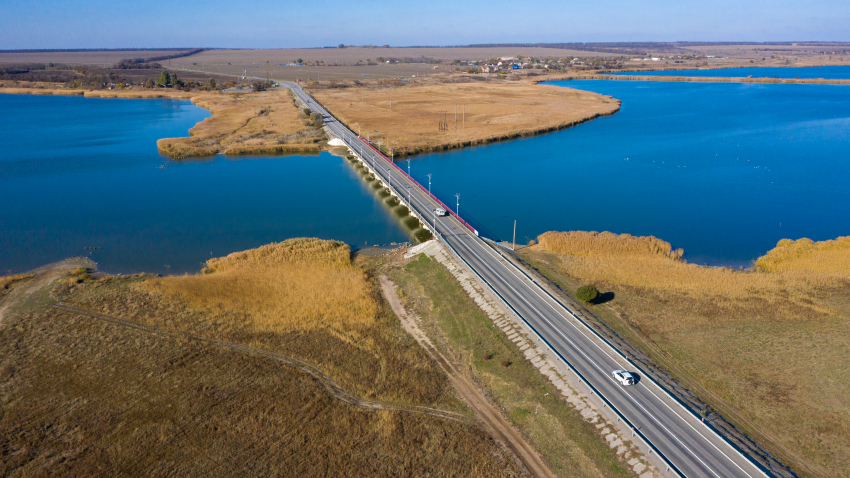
[521,231,850,477]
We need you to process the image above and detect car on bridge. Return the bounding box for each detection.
[433,207,447,216]
[612,370,636,386]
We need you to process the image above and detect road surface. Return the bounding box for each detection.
[284,80,768,478]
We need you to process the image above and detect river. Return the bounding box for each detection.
[4,72,850,272]
[0,94,408,275]
[401,78,850,266]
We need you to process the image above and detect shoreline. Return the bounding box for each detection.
[598,63,850,75]
[541,74,850,85]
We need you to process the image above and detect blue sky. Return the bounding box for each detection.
[1,0,847,49]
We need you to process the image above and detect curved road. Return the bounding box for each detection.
[283,81,767,478]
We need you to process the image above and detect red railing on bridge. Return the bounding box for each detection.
[357,137,478,236]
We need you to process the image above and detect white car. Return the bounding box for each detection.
[433,207,447,216]
[612,370,636,386]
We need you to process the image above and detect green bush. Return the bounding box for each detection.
[413,228,433,243]
[576,285,599,303]
[403,216,420,230]
[393,205,409,217]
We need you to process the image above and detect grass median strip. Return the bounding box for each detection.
[390,253,633,478]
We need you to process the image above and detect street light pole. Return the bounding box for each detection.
[387,168,391,190]
[433,208,437,235]
[427,174,432,195]
[455,193,460,216]
[407,158,410,176]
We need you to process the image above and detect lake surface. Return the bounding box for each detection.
[401,80,850,266]
[0,94,408,275]
[611,65,850,79]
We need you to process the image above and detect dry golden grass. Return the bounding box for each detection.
[84,89,197,99]
[525,231,850,476]
[310,81,620,155]
[145,238,377,337]
[157,90,322,159]
[0,86,197,98]
[537,231,835,322]
[567,74,850,85]
[0,87,84,96]
[0,274,34,291]
[0,240,521,476]
[756,236,850,274]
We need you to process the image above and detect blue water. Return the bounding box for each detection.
[611,65,850,79]
[401,80,850,266]
[0,94,408,275]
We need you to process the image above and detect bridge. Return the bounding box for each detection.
[283,80,773,478]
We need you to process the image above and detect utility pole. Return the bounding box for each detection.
[513,220,517,250]
[427,174,432,195]
[455,104,457,129]
[463,104,465,128]
[455,193,460,216]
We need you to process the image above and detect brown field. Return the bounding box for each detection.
[156,89,322,158]
[166,47,616,82]
[0,239,523,476]
[520,231,850,477]
[0,49,199,66]
[310,81,620,156]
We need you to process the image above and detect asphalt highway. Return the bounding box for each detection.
[283,81,767,478]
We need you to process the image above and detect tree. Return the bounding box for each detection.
[297,58,303,64]
[144,78,156,88]
[156,70,170,87]
[576,285,599,303]
[206,78,216,90]
[338,44,346,49]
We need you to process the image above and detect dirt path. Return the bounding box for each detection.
[379,276,556,478]
[0,257,94,326]
[52,302,472,424]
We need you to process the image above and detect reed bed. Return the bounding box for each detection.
[756,236,850,274]
[157,90,322,159]
[527,230,850,475]
[144,238,377,337]
[537,230,835,320]
[551,74,850,85]
[310,82,620,156]
[0,88,83,96]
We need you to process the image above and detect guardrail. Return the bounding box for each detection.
[357,138,478,236]
[436,237,686,478]
[481,241,774,478]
